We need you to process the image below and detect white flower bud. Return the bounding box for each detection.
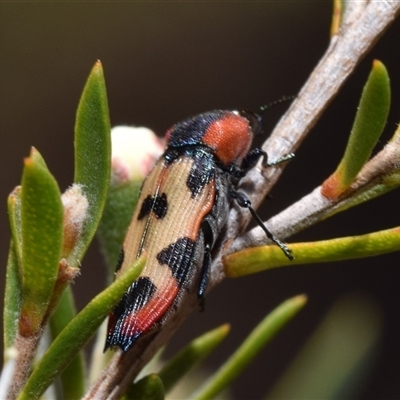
[111,126,164,185]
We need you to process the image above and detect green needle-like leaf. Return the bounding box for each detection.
[159,324,230,394]
[50,288,86,400]
[124,374,165,400]
[17,256,146,400]
[266,295,382,399]
[49,287,77,340]
[191,295,307,400]
[3,243,22,351]
[4,189,23,350]
[19,148,64,335]
[7,187,22,266]
[323,60,390,198]
[225,227,400,277]
[72,60,111,264]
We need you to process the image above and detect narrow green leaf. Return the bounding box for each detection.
[7,187,22,266]
[266,295,382,399]
[49,287,86,400]
[57,342,86,400]
[17,256,146,400]
[88,320,115,383]
[191,295,307,400]
[124,374,165,400]
[72,60,111,264]
[3,242,22,350]
[225,227,400,277]
[322,60,390,198]
[159,324,230,394]
[4,189,23,349]
[335,115,400,214]
[49,285,77,339]
[19,148,64,335]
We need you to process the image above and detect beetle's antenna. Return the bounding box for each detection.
[259,95,295,114]
[230,189,294,261]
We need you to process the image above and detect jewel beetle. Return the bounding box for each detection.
[105,109,293,352]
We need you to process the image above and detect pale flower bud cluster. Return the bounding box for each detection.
[110,126,164,185]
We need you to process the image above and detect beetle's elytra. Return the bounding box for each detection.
[105,109,292,352]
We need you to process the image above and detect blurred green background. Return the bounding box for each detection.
[1,3,400,399]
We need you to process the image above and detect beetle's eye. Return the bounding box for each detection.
[238,110,263,135]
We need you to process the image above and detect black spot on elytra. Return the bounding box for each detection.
[138,193,168,220]
[186,150,215,197]
[156,237,196,287]
[113,276,157,319]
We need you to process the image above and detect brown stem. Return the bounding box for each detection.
[6,333,42,400]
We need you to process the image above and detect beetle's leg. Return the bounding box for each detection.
[197,244,211,312]
[197,220,214,310]
[240,148,268,174]
[230,189,294,261]
[239,149,294,175]
[265,152,295,167]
